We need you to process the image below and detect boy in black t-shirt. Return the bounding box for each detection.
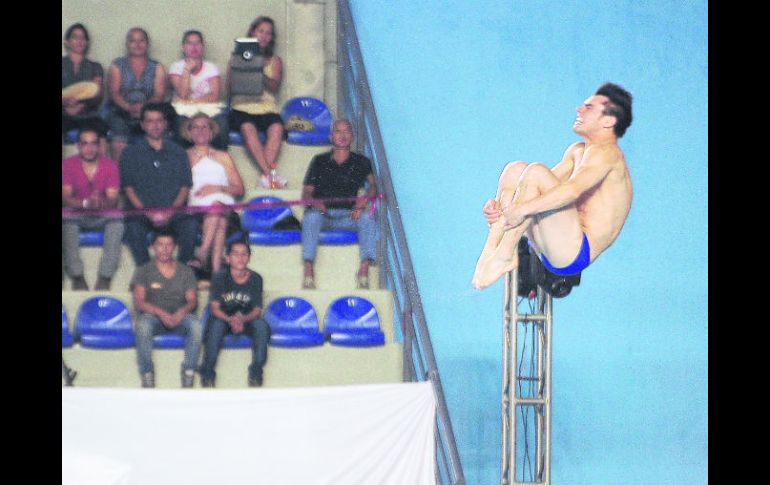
[199,240,270,387]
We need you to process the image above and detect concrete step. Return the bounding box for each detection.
[62,342,403,389]
[62,289,402,389]
[62,288,396,343]
[229,142,329,192]
[63,244,380,294]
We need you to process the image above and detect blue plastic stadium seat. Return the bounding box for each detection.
[223,334,254,348]
[200,304,253,348]
[64,129,79,144]
[265,297,324,347]
[152,333,187,348]
[149,305,196,349]
[242,196,300,245]
[282,97,333,145]
[62,305,74,347]
[248,231,301,245]
[79,230,105,247]
[319,230,358,245]
[324,296,385,347]
[228,129,266,146]
[75,296,135,349]
[242,196,292,231]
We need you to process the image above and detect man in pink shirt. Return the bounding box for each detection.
[62,128,124,290]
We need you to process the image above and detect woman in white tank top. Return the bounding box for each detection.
[182,113,245,279]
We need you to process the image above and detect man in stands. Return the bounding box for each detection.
[131,227,202,388]
[300,119,378,289]
[62,128,124,291]
[120,102,198,268]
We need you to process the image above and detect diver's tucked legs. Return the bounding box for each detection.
[473,162,576,289]
[472,161,528,288]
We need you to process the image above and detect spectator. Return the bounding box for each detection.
[228,16,287,188]
[301,119,378,289]
[181,112,245,280]
[199,240,270,388]
[120,103,198,268]
[107,27,167,162]
[62,128,124,291]
[62,23,109,156]
[169,30,229,150]
[131,227,202,388]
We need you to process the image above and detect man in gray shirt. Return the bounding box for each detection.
[131,227,201,388]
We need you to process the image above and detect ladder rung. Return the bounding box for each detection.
[514,398,547,406]
[516,315,547,322]
[515,376,541,382]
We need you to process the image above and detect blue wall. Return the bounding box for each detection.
[351,1,707,484]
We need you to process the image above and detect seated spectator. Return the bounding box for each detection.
[107,27,167,162]
[62,23,109,156]
[62,128,124,291]
[169,30,229,150]
[131,227,202,388]
[301,119,378,289]
[181,113,245,281]
[120,103,198,268]
[199,240,270,388]
[228,16,287,188]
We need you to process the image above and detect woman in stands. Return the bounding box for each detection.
[228,16,287,188]
[106,27,167,162]
[181,113,245,284]
[62,23,109,156]
[169,30,229,151]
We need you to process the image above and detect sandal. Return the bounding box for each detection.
[302,275,316,289]
[356,274,370,290]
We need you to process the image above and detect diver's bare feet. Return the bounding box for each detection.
[471,242,519,290]
[471,215,532,290]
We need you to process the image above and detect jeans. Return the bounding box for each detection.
[124,213,198,266]
[135,312,202,375]
[62,215,124,279]
[301,208,377,262]
[199,316,270,381]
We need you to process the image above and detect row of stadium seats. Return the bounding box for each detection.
[62,295,385,349]
[77,195,360,247]
[64,96,335,147]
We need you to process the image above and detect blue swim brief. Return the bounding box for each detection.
[535,233,591,276]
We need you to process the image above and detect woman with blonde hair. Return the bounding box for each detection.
[182,113,245,281]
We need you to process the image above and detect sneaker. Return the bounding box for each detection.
[356,274,370,290]
[248,372,263,388]
[302,275,316,289]
[200,375,215,388]
[141,372,155,388]
[259,172,288,189]
[181,369,195,388]
[71,276,89,291]
[94,276,112,291]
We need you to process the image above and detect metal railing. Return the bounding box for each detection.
[336,1,465,483]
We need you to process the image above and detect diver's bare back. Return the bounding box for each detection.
[569,141,633,262]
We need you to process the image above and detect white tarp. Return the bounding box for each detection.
[62,381,437,485]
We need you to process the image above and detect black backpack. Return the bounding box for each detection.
[230,38,265,97]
